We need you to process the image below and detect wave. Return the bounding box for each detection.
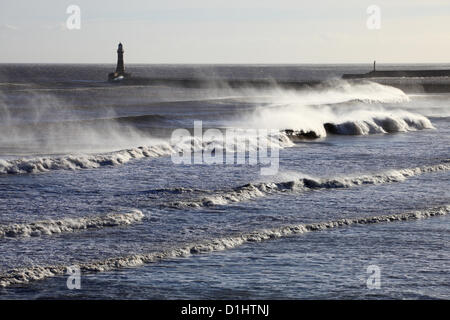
[323,114,432,136]
[170,161,450,208]
[256,107,433,139]
[238,81,434,138]
[0,210,144,239]
[1,205,448,288]
[0,144,174,174]
[0,111,431,175]
[285,112,433,139]
[0,131,293,175]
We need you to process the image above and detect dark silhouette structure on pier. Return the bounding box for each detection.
[343,61,450,79]
[108,43,131,81]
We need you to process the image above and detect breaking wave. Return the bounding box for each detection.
[0,209,143,238]
[1,205,448,288]
[0,144,174,174]
[256,107,433,139]
[0,131,292,175]
[323,112,433,136]
[170,161,450,208]
[239,81,433,138]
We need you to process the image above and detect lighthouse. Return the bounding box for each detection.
[108,43,130,81]
[116,43,125,74]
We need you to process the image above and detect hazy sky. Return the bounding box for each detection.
[1,0,449,63]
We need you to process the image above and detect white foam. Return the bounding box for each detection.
[1,205,448,288]
[171,161,450,208]
[245,80,410,106]
[0,144,175,174]
[0,131,293,175]
[0,209,144,238]
[236,81,433,137]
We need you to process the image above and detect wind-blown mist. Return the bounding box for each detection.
[229,81,434,137]
[0,80,437,175]
[0,91,159,156]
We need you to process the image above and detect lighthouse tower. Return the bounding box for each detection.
[116,43,125,74]
[108,42,130,81]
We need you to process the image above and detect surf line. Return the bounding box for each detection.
[0,205,448,288]
[0,209,144,239]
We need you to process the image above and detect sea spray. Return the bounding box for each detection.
[0,131,293,175]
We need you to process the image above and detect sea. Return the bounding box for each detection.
[0,64,449,299]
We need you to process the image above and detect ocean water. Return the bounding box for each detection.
[0,64,449,299]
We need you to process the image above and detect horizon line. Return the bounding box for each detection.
[1,62,450,66]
